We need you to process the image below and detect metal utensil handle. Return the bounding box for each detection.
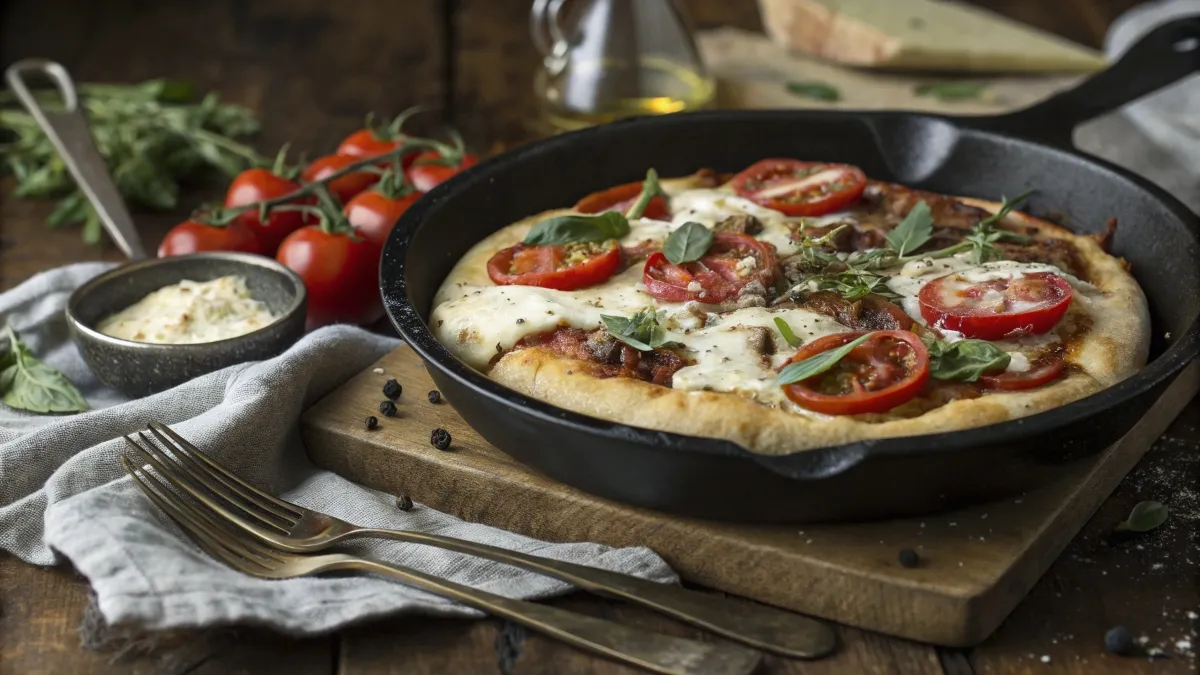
[352,526,835,659]
[4,59,149,260]
[345,556,762,675]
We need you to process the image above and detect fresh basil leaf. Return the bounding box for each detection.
[774,317,802,348]
[524,211,631,246]
[624,168,665,220]
[785,81,841,102]
[600,309,671,352]
[926,337,1010,382]
[663,222,713,264]
[886,200,933,256]
[1115,500,1168,533]
[0,329,88,414]
[777,332,874,385]
[915,82,987,101]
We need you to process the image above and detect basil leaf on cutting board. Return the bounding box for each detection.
[1115,500,1168,533]
[915,82,988,101]
[785,81,841,102]
[0,328,88,414]
[524,210,631,246]
[662,222,713,264]
[923,336,1011,382]
[777,332,874,385]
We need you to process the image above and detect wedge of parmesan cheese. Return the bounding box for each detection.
[757,0,1109,73]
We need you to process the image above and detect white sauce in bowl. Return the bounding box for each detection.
[97,275,278,344]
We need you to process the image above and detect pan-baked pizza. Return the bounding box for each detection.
[430,161,1150,454]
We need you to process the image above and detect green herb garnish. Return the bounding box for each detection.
[1115,500,1168,533]
[600,309,675,352]
[963,191,1034,263]
[915,82,988,101]
[777,332,874,385]
[0,79,260,243]
[806,269,901,302]
[922,336,1011,382]
[662,221,713,264]
[785,81,841,102]
[624,168,666,220]
[774,317,802,348]
[0,328,88,414]
[524,211,630,246]
[885,200,933,257]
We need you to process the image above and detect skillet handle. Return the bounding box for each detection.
[972,16,1200,148]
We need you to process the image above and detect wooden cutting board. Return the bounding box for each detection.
[300,346,1199,647]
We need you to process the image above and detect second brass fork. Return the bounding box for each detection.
[124,422,835,659]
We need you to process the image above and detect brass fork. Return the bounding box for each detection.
[123,454,761,675]
[124,423,835,659]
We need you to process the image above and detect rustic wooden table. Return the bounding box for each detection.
[1,1,1196,673]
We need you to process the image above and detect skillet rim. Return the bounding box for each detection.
[380,108,1200,473]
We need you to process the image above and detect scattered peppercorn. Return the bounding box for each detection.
[396,494,414,511]
[379,400,397,417]
[898,548,919,568]
[383,378,402,400]
[1105,626,1134,656]
[431,427,452,450]
[427,390,441,404]
[364,416,379,430]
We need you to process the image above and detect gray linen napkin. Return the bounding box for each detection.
[0,263,675,634]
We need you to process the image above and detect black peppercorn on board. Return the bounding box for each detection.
[300,345,1200,647]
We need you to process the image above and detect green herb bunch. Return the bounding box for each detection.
[0,79,261,242]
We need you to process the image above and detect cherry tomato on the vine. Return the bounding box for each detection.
[406,151,479,192]
[223,168,308,254]
[276,225,383,330]
[158,219,262,257]
[344,189,422,248]
[302,154,380,204]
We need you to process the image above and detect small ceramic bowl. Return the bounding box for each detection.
[66,252,307,397]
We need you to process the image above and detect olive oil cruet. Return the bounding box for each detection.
[531,0,715,133]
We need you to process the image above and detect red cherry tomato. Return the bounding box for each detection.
[406,151,479,192]
[642,232,778,303]
[344,190,422,248]
[575,181,670,220]
[158,219,262,257]
[918,272,1073,341]
[782,330,930,415]
[979,352,1066,391]
[276,226,383,330]
[336,129,414,168]
[223,168,309,254]
[302,154,380,204]
[486,242,621,291]
[731,159,867,216]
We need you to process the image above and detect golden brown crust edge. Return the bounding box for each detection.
[444,187,1151,455]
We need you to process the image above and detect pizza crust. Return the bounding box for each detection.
[436,180,1152,455]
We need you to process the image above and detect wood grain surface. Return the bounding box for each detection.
[2,1,1196,674]
[301,346,1200,648]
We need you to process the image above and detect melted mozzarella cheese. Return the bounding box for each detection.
[669,307,847,409]
[669,188,825,256]
[431,265,662,369]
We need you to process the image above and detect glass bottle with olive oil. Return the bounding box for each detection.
[531,0,715,134]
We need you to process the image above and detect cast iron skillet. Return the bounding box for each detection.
[383,18,1200,523]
